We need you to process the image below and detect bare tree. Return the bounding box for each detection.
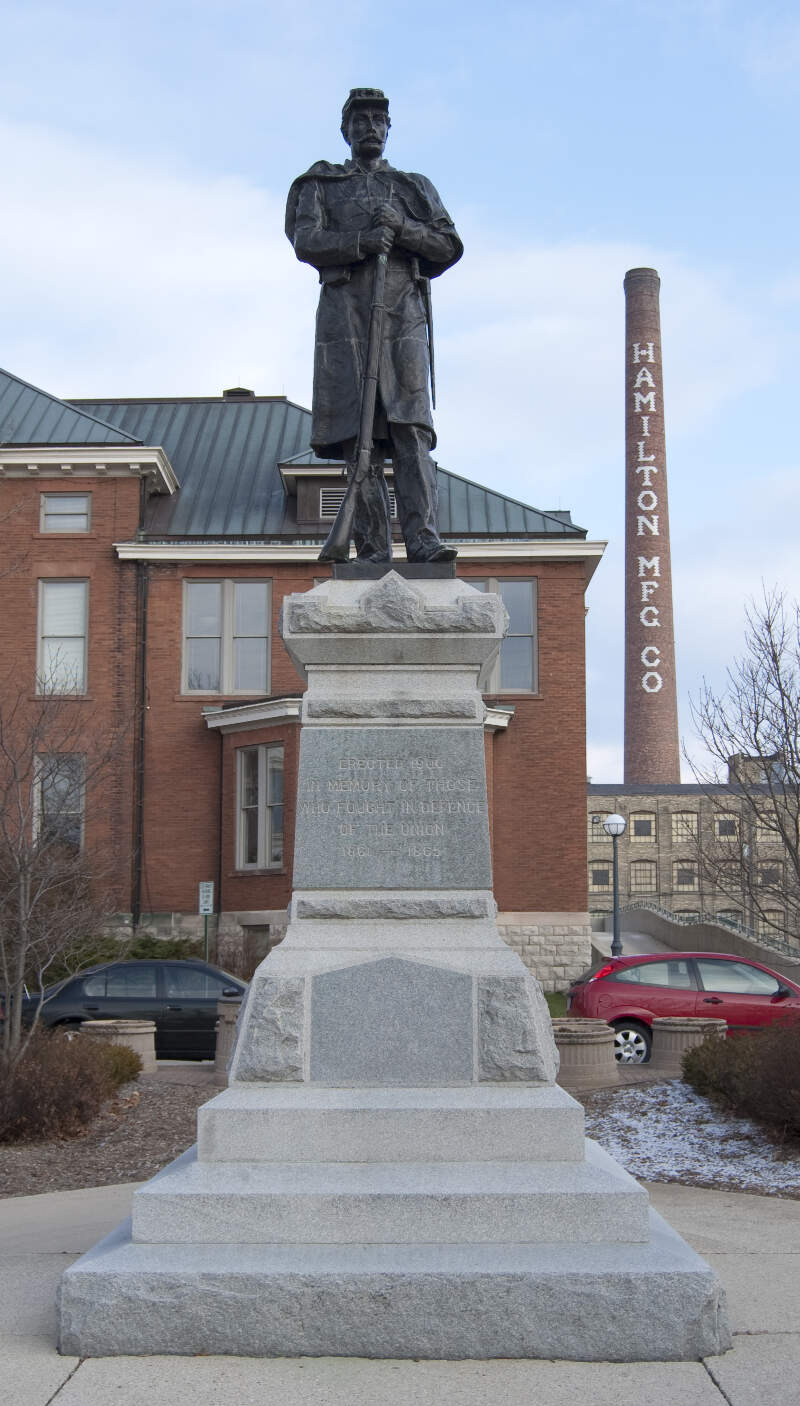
[689,588,800,945]
[0,673,129,1072]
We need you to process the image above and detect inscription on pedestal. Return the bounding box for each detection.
[293,727,491,890]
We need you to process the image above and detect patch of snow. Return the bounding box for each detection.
[583,1080,800,1197]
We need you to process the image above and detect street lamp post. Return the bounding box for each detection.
[603,813,627,957]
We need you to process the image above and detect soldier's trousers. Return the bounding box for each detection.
[349,423,444,562]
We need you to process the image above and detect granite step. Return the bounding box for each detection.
[198,1083,586,1164]
[131,1138,649,1246]
[59,1207,731,1360]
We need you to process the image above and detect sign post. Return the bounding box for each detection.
[198,881,214,962]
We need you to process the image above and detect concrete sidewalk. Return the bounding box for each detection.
[3,1179,799,1404]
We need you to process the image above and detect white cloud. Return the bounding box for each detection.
[0,119,317,401]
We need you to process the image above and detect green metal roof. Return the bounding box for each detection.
[66,393,586,541]
[0,368,139,447]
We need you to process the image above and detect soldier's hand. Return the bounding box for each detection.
[372,202,403,233]
[361,226,394,255]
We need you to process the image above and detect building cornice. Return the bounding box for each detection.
[203,698,303,733]
[203,696,515,735]
[114,538,606,579]
[0,445,178,495]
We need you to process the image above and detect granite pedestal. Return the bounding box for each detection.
[59,574,730,1360]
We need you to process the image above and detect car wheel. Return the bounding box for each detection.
[611,1021,651,1064]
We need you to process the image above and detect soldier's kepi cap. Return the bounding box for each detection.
[341,87,390,136]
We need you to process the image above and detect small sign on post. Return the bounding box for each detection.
[198,881,214,960]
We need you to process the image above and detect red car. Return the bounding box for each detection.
[567,951,800,1064]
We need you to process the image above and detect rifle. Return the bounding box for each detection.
[318,247,390,563]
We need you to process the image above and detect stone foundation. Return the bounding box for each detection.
[497,913,592,991]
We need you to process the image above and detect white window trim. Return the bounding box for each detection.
[469,577,538,693]
[236,743,284,870]
[40,492,91,533]
[37,579,89,694]
[182,579,272,696]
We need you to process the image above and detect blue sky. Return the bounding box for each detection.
[3,0,799,779]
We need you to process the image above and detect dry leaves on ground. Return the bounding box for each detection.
[0,1070,215,1197]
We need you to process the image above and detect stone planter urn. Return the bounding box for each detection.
[649,1017,727,1078]
[551,1018,618,1091]
[80,1019,157,1074]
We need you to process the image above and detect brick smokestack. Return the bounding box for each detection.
[623,267,680,783]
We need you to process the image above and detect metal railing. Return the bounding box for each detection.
[620,899,800,960]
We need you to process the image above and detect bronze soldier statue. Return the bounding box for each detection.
[286,87,463,564]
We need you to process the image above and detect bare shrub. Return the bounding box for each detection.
[0,1027,141,1144]
[683,1024,800,1140]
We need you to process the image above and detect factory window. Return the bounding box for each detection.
[589,863,612,893]
[673,861,699,892]
[588,812,613,843]
[629,860,657,893]
[714,813,739,842]
[629,811,656,843]
[671,811,698,842]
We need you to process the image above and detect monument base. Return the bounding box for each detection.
[58,575,731,1360]
[59,1196,726,1361]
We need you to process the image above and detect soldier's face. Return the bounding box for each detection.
[347,108,389,160]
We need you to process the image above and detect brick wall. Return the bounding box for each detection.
[0,476,140,913]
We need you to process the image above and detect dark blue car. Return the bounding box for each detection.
[23,959,246,1060]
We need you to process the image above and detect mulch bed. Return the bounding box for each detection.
[0,1070,216,1198]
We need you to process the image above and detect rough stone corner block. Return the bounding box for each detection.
[478,976,559,1083]
[231,975,305,1082]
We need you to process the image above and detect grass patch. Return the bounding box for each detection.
[545,991,568,1017]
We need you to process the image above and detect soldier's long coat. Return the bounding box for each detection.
[286,158,462,458]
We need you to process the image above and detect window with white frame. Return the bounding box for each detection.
[237,744,284,869]
[40,493,91,533]
[470,579,537,691]
[755,814,780,842]
[630,811,656,843]
[671,811,698,842]
[183,580,270,694]
[37,580,88,693]
[629,859,657,893]
[35,753,84,849]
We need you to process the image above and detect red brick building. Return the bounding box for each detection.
[0,368,604,987]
